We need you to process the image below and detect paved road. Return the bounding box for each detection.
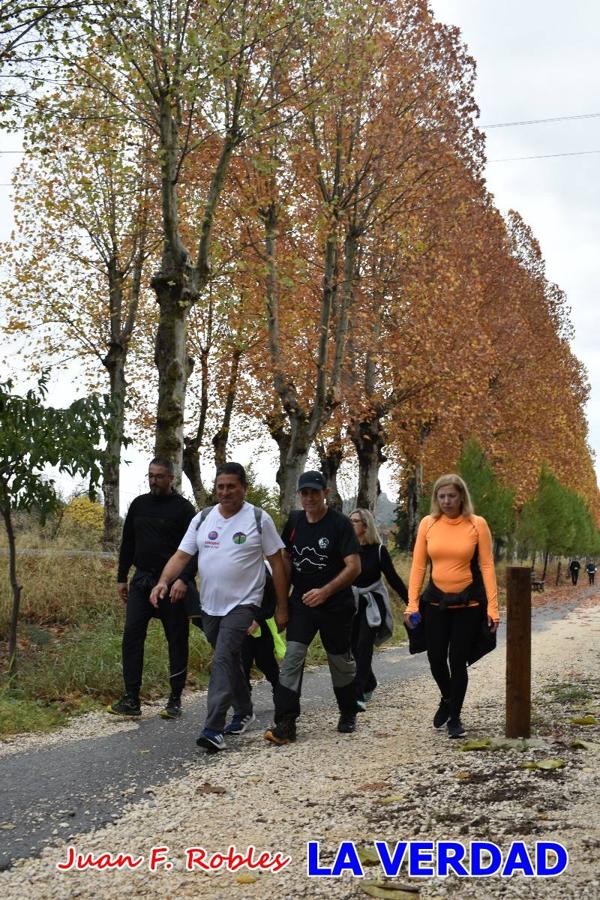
[0,595,584,871]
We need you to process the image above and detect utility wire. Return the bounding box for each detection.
[489,149,600,162]
[482,112,600,129]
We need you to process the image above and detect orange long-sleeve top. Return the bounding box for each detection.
[407,514,499,622]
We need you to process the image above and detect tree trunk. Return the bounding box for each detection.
[317,436,344,511]
[2,504,21,681]
[152,283,195,487]
[212,347,242,467]
[350,413,386,512]
[406,461,423,551]
[102,341,127,549]
[542,550,550,581]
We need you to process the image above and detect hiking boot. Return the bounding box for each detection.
[196,728,226,752]
[224,712,255,735]
[337,713,357,734]
[107,694,141,717]
[159,695,182,720]
[433,698,450,729]
[264,718,296,746]
[447,718,466,739]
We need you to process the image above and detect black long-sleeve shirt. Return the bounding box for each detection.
[354,543,408,603]
[117,491,197,583]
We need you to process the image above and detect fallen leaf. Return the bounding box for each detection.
[361,882,420,898]
[356,846,381,866]
[570,715,598,726]
[459,738,491,752]
[236,874,258,884]
[196,782,227,795]
[378,795,405,805]
[0,823,16,830]
[570,739,600,751]
[521,758,566,770]
[453,771,472,781]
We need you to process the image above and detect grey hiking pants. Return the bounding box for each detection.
[201,604,259,731]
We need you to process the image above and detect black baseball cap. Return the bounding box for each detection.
[297,470,327,491]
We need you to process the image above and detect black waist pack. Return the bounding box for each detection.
[422,579,476,611]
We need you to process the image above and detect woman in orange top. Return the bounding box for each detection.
[404,474,499,738]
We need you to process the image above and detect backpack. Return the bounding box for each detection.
[196,504,263,533]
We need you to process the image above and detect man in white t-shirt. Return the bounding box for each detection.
[150,462,288,752]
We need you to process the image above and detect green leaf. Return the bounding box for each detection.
[521,758,566,770]
[356,846,381,867]
[459,738,492,752]
[570,739,599,751]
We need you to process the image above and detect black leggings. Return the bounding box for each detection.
[424,603,481,720]
[351,598,379,700]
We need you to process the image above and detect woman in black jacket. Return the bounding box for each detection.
[350,509,408,708]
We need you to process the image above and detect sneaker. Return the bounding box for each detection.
[264,718,297,746]
[363,690,374,702]
[224,712,255,735]
[356,700,367,712]
[107,694,141,717]
[160,695,182,719]
[196,728,226,752]
[447,718,466,739]
[337,713,357,734]
[433,698,450,729]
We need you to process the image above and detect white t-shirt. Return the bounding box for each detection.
[178,502,284,616]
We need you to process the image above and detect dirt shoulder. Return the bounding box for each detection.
[1,585,599,899]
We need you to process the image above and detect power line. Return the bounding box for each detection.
[482,112,600,129]
[489,149,600,162]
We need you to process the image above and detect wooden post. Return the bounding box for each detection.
[506,566,532,738]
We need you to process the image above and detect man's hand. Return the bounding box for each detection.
[117,582,128,604]
[247,619,260,636]
[149,581,169,608]
[168,578,188,603]
[274,604,288,631]
[302,587,329,607]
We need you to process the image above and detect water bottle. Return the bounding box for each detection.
[409,612,421,629]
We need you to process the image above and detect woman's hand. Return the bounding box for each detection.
[488,616,499,633]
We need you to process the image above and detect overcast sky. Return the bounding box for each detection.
[1,0,598,504]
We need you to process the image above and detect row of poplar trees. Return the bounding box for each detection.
[1,0,598,550]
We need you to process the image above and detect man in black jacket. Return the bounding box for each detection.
[108,457,198,719]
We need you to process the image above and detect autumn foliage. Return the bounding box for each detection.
[1,0,598,546]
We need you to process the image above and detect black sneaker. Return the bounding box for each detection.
[447,718,466,739]
[337,713,357,734]
[264,717,296,746]
[107,694,141,717]
[160,695,182,719]
[433,698,450,729]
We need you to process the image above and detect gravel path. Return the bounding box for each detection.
[1,588,599,899]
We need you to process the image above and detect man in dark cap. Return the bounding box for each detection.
[264,470,361,745]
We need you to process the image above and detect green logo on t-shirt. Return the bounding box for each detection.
[232,532,247,544]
